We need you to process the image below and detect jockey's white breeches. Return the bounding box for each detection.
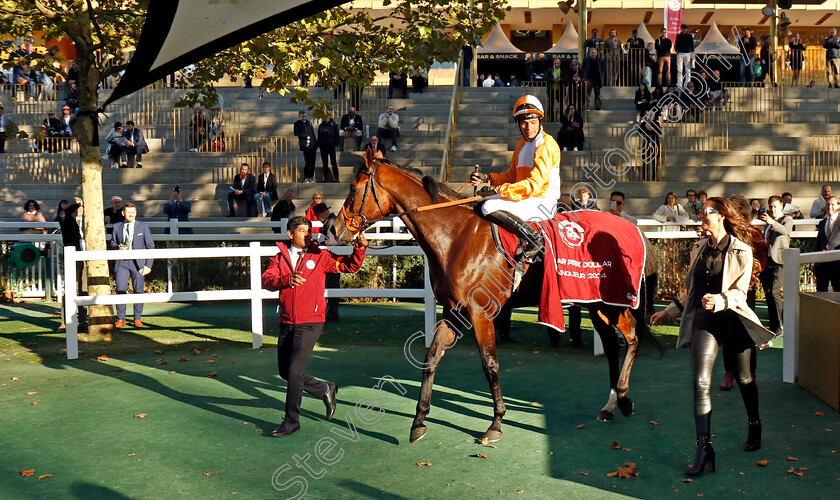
[481,194,557,222]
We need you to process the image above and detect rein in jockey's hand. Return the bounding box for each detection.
[470,171,487,186]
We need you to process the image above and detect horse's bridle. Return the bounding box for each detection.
[340,161,388,233]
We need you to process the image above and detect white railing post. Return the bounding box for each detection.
[249,242,264,348]
[782,247,801,384]
[424,256,435,347]
[64,246,79,360]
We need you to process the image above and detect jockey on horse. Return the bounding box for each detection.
[469,94,562,264]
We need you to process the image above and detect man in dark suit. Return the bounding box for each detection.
[227,162,257,217]
[59,201,87,330]
[121,120,149,168]
[760,195,793,335]
[293,110,318,183]
[109,202,154,328]
[815,196,840,291]
[40,110,61,152]
[364,134,385,158]
[339,107,364,151]
[255,161,278,217]
[581,48,606,110]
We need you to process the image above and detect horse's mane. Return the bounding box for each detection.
[370,158,468,203]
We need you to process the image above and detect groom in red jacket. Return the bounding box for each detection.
[262,215,368,437]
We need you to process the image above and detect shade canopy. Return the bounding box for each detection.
[105,0,346,107]
[545,21,579,54]
[636,22,655,45]
[477,23,525,54]
[695,21,741,55]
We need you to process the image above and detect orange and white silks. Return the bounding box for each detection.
[483,130,562,221]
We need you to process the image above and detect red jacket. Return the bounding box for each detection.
[262,241,365,325]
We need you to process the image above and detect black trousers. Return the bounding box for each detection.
[815,261,840,292]
[0,131,5,153]
[320,145,338,182]
[227,192,256,217]
[277,322,329,425]
[302,149,317,179]
[759,264,784,334]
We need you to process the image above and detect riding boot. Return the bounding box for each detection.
[738,379,761,451]
[745,419,762,452]
[686,413,715,476]
[482,210,544,263]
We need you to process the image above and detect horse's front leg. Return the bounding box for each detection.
[410,315,459,443]
[615,309,639,417]
[591,306,620,422]
[473,314,506,442]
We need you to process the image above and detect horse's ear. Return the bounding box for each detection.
[364,147,375,169]
[422,176,439,202]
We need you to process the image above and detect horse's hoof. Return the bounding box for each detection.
[481,429,503,443]
[410,426,427,443]
[618,397,635,417]
[597,410,614,422]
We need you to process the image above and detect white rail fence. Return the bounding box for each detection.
[782,247,840,384]
[61,243,435,360]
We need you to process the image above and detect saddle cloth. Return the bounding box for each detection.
[496,210,646,332]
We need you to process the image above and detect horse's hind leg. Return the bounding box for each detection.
[474,315,506,442]
[591,306,620,422]
[410,315,460,443]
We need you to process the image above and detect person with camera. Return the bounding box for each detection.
[651,197,776,476]
[163,186,192,234]
[815,196,840,292]
[759,195,793,336]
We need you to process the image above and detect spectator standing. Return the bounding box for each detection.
[493,74,504,87]
[255,162,278,217]
[59,201,87,330]
[0,105,13,154]
[110,203,154,329]
[604,28,622,87]
[339,107,364,151]
[740,27,757,84]
[121,120,148,168]
[757,36,773,83]
[759,195,792,335]
[788,34,806,86]
[270,187,296,234]
[750,198,762,219]
[582,48,605,110]
[508,74,521,87]
[317,114,340,183]
[548,59,564,122]
[260,216,368,437]
[64,60,79,101]
[482,74,495,87]
[54,199,69,223]
[564,59,586,112]
[634,82,651,121]
[294,110,318,183]
[653,191,690,230]
[163,186,193,234]
[675,24,695,89]
[824,28,840,88]
[56,104,75,153]
[627,29,645,50]
[556,104,584,151]
[104,196,125,224]
[20,200,47,234]
[815,196,840,291]
[583,29,603,50]
[643,43,657,89]
[188,107,208,152]
[227,163,257,217]
[377,105,400,152]
[684,189,702,221]
[388,72,408,99]
[655,28,673,87]
[810,184,833,219]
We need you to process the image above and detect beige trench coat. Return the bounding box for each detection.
[663,236,778,349]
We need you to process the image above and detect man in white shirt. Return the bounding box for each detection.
[377,105,400,152]
[607,191,638,224]
[482,75,495,87]
[810,184,833,219]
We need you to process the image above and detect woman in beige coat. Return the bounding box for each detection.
[651,197,777,476]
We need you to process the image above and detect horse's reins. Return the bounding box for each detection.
[341,162,482,233]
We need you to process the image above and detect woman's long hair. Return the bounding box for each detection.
[706,196,754,249]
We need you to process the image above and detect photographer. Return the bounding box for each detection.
[163,186,193,234]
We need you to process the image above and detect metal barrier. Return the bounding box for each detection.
[439,52,464,183]
[812,135,840,182]
[236,136,300,183]
[172,107,241,153]
[660,106,729,152]
[782,247,840,384]
[60,243,436,360]
[328,82,389,120]
[1,152,81,184]
[722,83,784,124]
[779,46,832,87]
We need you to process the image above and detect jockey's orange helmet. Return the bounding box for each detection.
[512,95,545,121]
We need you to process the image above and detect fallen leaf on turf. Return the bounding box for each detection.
[190,349,201,355]
[97,355,109,361]
[815,411,825,417]
[416,462,432,467]
[134,413,147,418]
[650,420,661,425]
[682,479,692,483]
[473,454,488,459]
[153,350,163,354]
[0,384,5,387]
[11,377,19,381]
[126,453,136,456]
[579,472,589,476]
[612,442,623,450]
[606,471,619,478]
[37,474,51,480]
[178,356,189,362]
[787,456,799,461]
[205,360,215,364]
[576,424,585,429]
[757,459,770,466]
[25,392,36,395]
[169,371,176,375]
[484,444,497,448]
[479,437,490,445]
[212,354,219,357]
[617,462,638,479]
[31,402,38,406]
[156,359,168,365]
[203,472,211,476]
[207,372,218,377]
[242,422,249,425]
[231,493,238,495]
[18,469,34,476]
[516,490,524,494]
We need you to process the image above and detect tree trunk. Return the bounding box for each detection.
[71,12,114,338]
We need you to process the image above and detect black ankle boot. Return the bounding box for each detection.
[483,210,544,262]
[685,435,716,476]
[744,419,762,452]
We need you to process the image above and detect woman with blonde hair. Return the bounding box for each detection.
[652,197,777,476]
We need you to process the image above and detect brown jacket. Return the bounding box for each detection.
[663,236,777,349]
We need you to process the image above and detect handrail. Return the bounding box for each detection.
[439,50,465,183]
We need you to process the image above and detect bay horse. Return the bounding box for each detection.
[335,153,648,444]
